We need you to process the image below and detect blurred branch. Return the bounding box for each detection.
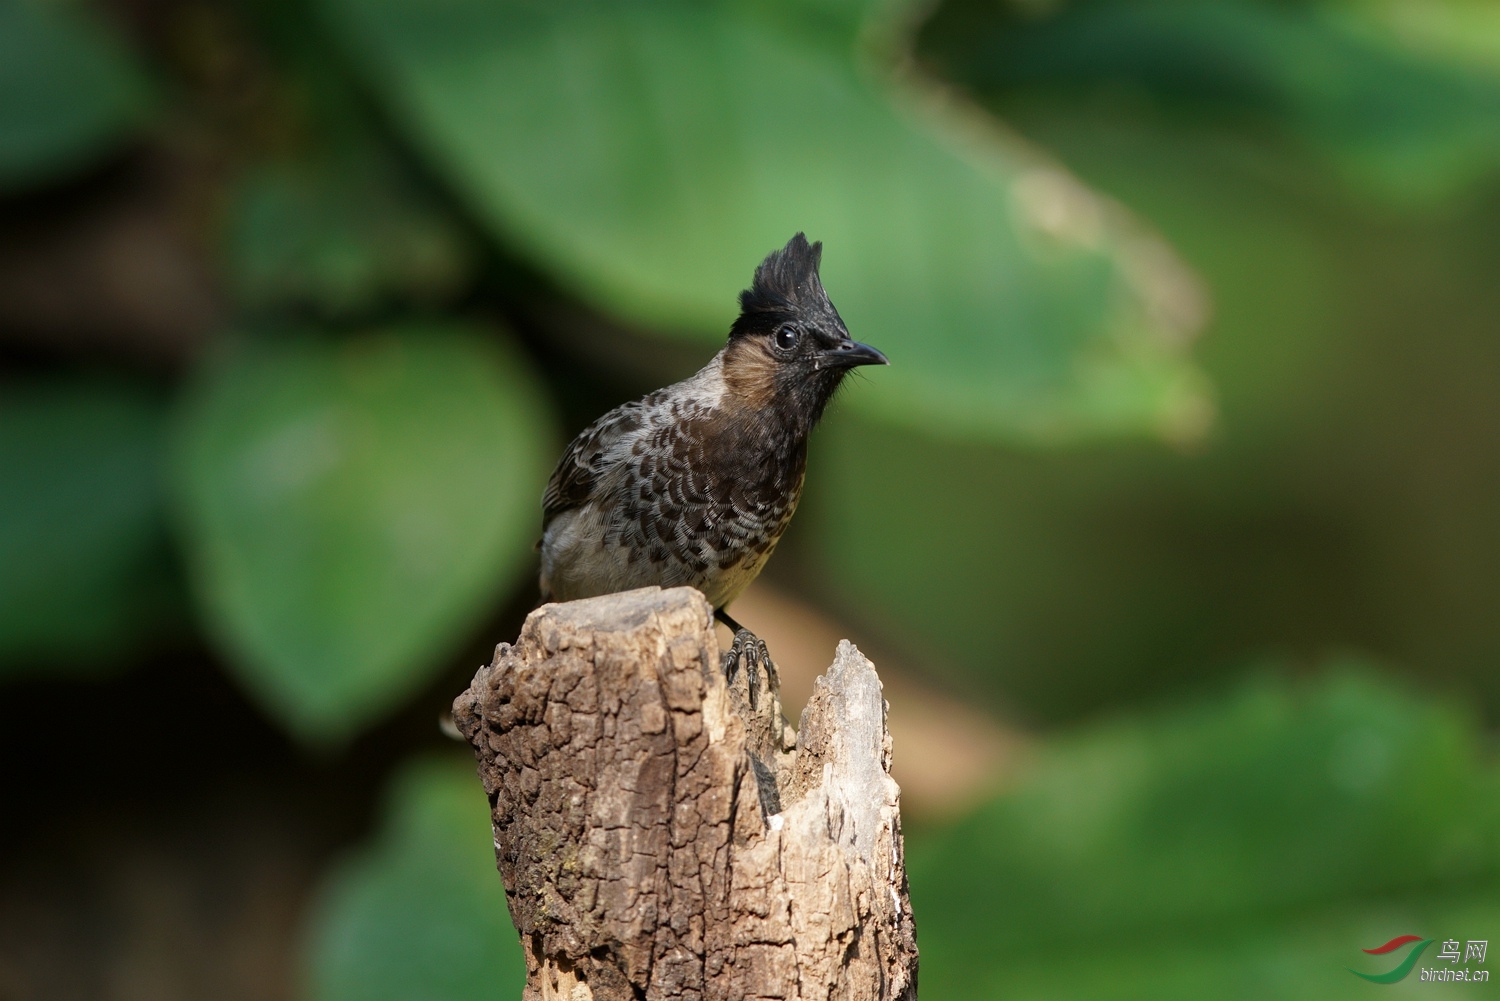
[452,586,918,1001]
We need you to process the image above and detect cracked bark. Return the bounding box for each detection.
[451,585,918,1001]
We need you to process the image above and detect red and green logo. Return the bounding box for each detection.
[1349,935,1433,984]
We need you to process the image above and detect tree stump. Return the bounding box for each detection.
[451,585,918,1001]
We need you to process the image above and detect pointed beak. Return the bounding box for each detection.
[821,339,889,370]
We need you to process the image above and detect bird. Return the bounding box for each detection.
[537,232,887,682]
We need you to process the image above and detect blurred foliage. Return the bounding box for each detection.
[225,147,476,319]
[0,0,151,191]
[6,0,1500,995]
[321,0,1211,442]
[0,380,178,673]
[910,668,1500,999]
[171,327,554,743]
[1342,0,1500,74]
[920,0,1500,208]
[304,756,528,1001]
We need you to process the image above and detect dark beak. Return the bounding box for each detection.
[821,339,889,369]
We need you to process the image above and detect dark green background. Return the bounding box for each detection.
[3,0,1499,997]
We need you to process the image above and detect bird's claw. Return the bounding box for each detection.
[722,627,775,708]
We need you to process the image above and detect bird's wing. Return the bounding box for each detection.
[542,398,649,526]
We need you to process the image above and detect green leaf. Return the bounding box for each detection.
[0,0,151,191]
[305,756,527,1001]
[922,900,1500,1000]
[926,0,1500,208]
[0,379,176,675]
[226,147,477,319]
[171,326,554,743]
[909,669,1500,1000]
[321,0,1210,443]
[1334,0,1500,75]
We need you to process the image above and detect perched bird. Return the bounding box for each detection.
[538,233,887,675]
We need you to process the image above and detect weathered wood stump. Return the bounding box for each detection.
[451,586,918,1000]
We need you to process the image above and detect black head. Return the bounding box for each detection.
[724,233,887,428]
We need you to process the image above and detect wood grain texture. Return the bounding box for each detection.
[452,586,917,1000]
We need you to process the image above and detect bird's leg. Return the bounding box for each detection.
[715,607,775,709]
[715,607,796,760]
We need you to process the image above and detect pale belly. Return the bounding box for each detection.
[540,505,780,610]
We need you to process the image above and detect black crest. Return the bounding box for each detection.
[731,233,832,338]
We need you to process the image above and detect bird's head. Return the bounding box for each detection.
[723,233,887,429]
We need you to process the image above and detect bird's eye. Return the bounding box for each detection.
[774,325,799,351]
